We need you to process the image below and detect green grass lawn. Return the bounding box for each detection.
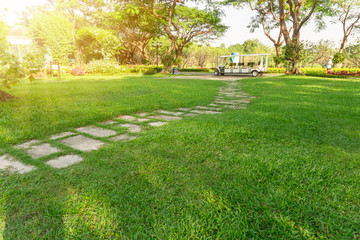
[1,75,360,239]
[0,75,222,145]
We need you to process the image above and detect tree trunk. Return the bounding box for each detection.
[339,37,347,54]
[275,44,281,57]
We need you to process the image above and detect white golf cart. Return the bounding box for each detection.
[214,53,269,77]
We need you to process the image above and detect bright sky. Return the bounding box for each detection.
[1,0,346,48]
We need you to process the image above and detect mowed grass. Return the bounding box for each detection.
[1,75,360,239]
[0,75,222,145]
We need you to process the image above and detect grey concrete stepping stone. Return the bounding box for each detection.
[190,110,222,115]
[60,135,105,152]
[116,123,142,133]
[46,155,83,168]
[50,131,74,140]
[27,143,61,159]
[100,120,117,125]
[183,113,198,117]
[135,118,150,122]
[136,112,149,117]
[208,104,219,107]
[150,115,182,121]
[225,105,247,109]
[215,101,237,105]
[116,115,137,121]
[76,126,117,138]
[157,110,184,116]
[15,139,40,149]
[177,108,191,111]
[148,122,168,127]
[0,155,36,174]
[196,106,222,111]
[111,134,137,141]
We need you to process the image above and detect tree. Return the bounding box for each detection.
[76,27,122,63]
[247,1,289,57]
[172,6,227,60]
[331,0,360,54]
[135,0,226,71]
[28,12,75,62]
[102,3,162,64]
[225,0,330,74]
[345,42,360,67]
[303,40,335,67]
[0,20,21,100]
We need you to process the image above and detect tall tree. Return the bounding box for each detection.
[28,12,75,62]
[0,20,21,100]
[331,0,360,53]
[225,0,329,73]
[172,6,227,60]
[136,0,226,71]
[102,3,162,64]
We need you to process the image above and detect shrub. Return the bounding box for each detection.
[84,60,162,75]
[71,67,85,76]
[180,68,214,73]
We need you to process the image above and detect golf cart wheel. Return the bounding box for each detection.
[214,70,220,76]
[221,73,225,75]
[251,71,259,77]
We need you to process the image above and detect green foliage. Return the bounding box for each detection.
[267,67,360,78]
[181,68,215,72]
[333,52,345,64]
[21,48,46,81]
[173,57,183,68]
[0,20,22,88]
[29,12,74,61]
[0,54,22,88]
[85,60,162,74]
[76,27,122,63]
[282,39,305,73]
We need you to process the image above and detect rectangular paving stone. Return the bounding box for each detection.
[76,126,117,138]
[196,106,222,111]
[0,155,36,174]
[99,120,117,125]
[50,131,75,140]
[46,155,83,168]
[177,108,192,112]
[157,110,184,116]
[111,134,137,141]
[15,139,40,149]
[136,112,149,117]
[135,118,150,122]
[27,143,61,159]
[116,115,137,121]
[183,113,198,117]
[190,110,221,115]
[148,122,168,127]
[116,123,142,133]
[60,135,105,152]
[214,101,237,105]
[150,115,182,121]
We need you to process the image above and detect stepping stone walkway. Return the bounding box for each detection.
[1,80,254,175]
[60,135,104,152]
[76,126,117,137]
[116,123,142,133]
[0,155,36,174]
[46,155,83,168]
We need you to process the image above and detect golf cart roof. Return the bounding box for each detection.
[219,54,270,58]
